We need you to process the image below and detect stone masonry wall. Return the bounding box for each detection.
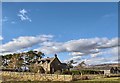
[1,71,73,81]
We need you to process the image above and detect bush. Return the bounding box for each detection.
[71,70,104,75]
[71,70,80,75]
[62,70,72,75]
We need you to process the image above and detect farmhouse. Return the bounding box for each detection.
[35,54,69,73]
[100,67,120,75]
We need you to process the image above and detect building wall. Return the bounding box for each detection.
[100,70,111,75]
[50,58,61,73]
[37,57,66,73]
[38,61,50,72]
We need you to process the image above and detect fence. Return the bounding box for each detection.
[1,71,73,81]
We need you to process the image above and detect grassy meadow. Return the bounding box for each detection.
[1,74,120,83]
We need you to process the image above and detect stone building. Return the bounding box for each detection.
[100,67,120,75]
[35,54,68,73]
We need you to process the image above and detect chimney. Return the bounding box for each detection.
[54,54,57,58]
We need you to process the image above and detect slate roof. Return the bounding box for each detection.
[38,57,55,64]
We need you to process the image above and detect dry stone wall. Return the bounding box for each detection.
[1,71,73,81]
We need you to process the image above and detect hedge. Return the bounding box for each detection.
[71,70,104,75]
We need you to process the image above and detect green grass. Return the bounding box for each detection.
[74,77,120,83]
[2,73,120,83]
[91,77,120,81]
[2,77,120,83]
[2,81,120,83]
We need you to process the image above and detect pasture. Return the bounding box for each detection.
[1,71,120,83]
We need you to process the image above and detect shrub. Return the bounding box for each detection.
[62,70,72,75]
[71,70,104,75]
[71,70,80,75]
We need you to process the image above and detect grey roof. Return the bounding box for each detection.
[38,57,55,64]
[40,57,54,61]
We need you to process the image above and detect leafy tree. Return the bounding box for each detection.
[77,61,86,68]
[67,60,77,69]
[1,50,45,72]
[27,50,45,59]
[3,54,12,59]
[37,51,45,59]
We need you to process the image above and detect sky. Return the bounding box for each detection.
[1,2,119,65]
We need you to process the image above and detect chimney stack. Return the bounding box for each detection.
[54,54,57,58]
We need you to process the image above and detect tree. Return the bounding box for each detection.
[27,50,37,59]
[1,50,45,72]
[37,51,45,59]
[4,54,12,59]
[27,50,44,59]
[77,61,86,68]
[67,60,77,69]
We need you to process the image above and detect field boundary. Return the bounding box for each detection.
[1,71,73,81]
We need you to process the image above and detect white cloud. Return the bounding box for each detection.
[85,53,118,65]
[2,16,16,24]
[11,21,16,24]
[19,9,27,15]
[1,36,119,65]
[103,13,116,18]
[34,41,66,54]
[105,47,119,57]
[18,9,31,22]
[0,36,3,41]
[36,37,119,55]
[63,56,81,64]
[35,37,119,65]
[2,17,8,22]
[69,52,85,56]
[65,46,119,65]
[98,37,119,49]
[69,56,81,62]
[1,35,53,53]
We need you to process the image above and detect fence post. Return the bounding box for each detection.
[72,74,74,81]
[51,73,52,80]
[10,72,11,78]
[34,73,35,81]
[81,72,82,77]
[57,74,58,79]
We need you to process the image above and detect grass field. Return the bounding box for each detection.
[1,80,120,83]
[1,76,120,83]
[2,72,120,83]
[75,77,120,83]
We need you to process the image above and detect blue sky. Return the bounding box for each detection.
[2,2,118,65]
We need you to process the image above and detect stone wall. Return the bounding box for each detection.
[1,71,73,81]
